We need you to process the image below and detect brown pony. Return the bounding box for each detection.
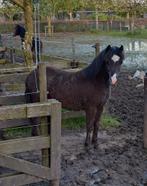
[25,45,124,148]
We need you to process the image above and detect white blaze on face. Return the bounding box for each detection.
[111,55,120,63]
[111,73,117,85]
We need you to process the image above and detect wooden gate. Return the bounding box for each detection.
[0,100,61,186]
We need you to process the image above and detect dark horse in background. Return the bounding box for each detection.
[14,24,43,62]
[25,45,124,148]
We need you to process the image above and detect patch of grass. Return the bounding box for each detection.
[89,29,147,39]
[62,116,86,130]
[62,114,120,130]
[101,114,120,129]
[4,127,31,138]
[3,114,120,138]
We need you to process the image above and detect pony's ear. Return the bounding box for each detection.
[105,45,111,52]
[119,45,124,51]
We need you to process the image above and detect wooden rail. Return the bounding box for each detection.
[0,66,35,74]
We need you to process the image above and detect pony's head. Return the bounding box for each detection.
[103,45,124,85]
[84,45,124,84]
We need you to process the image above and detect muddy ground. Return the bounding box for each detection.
[58,69,146,186]
[1,69,145,186]
[0,67,146,186]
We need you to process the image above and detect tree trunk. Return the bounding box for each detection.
[69,12,73,21]
[47,16,52,36]
[130,15,135,33]
[95,7,99,30]
[23,0,33,67]
[127,12,130,31]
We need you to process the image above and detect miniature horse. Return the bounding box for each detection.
[14,24,42,62]
[25,45,124,148]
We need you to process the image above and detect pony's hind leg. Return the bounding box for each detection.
[25,82,39,136]
[85,107,97,148]
[92,106,103,149]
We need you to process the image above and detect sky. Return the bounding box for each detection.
[0,0,2,7]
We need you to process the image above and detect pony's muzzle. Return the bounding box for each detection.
[111,73,117,85]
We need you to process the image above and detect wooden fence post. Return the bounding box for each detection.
[39,63,61,186]
[144,75,147,148]
[39,63,49,168]
[50,102,61,186]
[93,42,100,57]
[10,48,15,64]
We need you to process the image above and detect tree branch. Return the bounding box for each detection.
[9,0,24,9]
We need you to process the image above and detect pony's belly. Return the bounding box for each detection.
[62,102,82,111]
[47,93,83,111]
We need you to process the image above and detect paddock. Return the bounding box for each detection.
[0,33,146,185]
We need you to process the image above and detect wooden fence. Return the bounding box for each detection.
[0,63,61,186]
[0,100,61,186]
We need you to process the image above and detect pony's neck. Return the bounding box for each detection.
[82,50,106,79]
[97,64,110,86]
[81,50,110,86]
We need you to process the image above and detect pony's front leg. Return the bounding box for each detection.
[85,107,97,147]
[92,106,103,148]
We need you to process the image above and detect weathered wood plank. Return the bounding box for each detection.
[0,136,50,154]
[0,173,43,186]
[39,63,47,103]
[0,104,27,121]
[0,72,29,84]
[39,63,50,172]
[0,119,30,129]
[0,101,58,121]
[0,153,51,180]
[50,102,61,183]
[0,66,35,74]
[27,102,51,118]
[0,95,26,106]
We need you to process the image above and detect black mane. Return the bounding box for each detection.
[82,49,106,79]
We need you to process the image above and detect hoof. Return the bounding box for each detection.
[92,139,99,149]
[85,140,91,148]
[84,145,93,154]
[93,143,99,150]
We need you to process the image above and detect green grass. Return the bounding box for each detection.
[62,114,120,130]
[4,127,31,138]
[90,29,147,39]
[62,116,86,130]
[3,114,120,138]
[101,114,120,129]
